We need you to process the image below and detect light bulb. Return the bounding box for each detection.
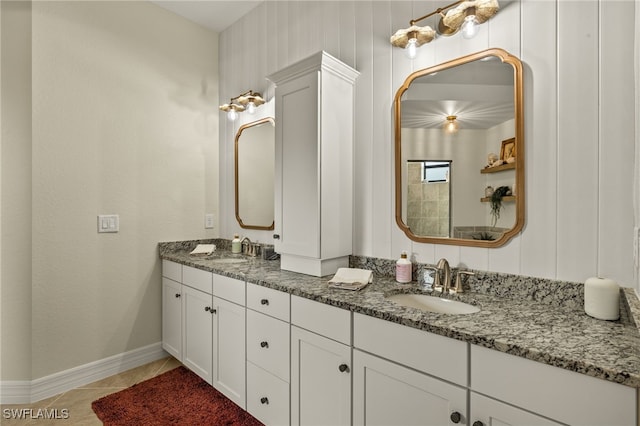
[405,38,418,59]
[246,101,256,114]
[460,15,480,39]
[227,108,238,121]
[444,116,459,134]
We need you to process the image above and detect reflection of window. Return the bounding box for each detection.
[422,161,451,183]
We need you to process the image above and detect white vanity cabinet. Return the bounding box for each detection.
[353,313,468,425]
[211,274,246,409]
[161,261,246,405]
[161,276,182,360]
[182,284,213,384]
[267,51,359,277]
[290,296,352,426]
[470,344,637,426]
[246,283,291,426]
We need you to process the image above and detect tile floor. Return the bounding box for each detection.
[1,356,182,425]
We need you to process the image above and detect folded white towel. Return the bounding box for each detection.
[190,244,216,256]
[328,268,373,291]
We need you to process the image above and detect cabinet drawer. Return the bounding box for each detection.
[247,362,289,426]
[291,295,350,345]
[162,260,181,282]
[182,265,212,294]
[353,313,467,386]
[471,344,636,426]
[247,283,290,321]
[247,310,290,382]
[213,274,245,305]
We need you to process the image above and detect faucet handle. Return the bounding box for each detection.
[453,271,475,293]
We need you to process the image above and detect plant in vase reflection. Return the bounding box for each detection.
[490,186,511,227]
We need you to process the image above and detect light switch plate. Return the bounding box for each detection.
[205,214,214,229]
[98,215,119,233]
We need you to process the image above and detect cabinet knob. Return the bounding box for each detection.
[260,341,269,348]
[273,234,280,239]
[204,306,210,312]
[260,299,269,305]
[175,293,181,298]
[472,422,484,426]
[338,364,349,373]
[211,308,216,314]
[260,397,269,405]
[450,412,462,424]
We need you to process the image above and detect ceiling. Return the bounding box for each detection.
[149,0,263,32]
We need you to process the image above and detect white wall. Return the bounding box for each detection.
[1,1,219,381]
[219,0,637,290]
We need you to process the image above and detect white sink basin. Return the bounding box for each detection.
[387,294,480,315]
[210,258,248,264]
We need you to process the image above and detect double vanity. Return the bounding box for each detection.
[159,239,640,426]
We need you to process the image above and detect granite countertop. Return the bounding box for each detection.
[159,241,640,389]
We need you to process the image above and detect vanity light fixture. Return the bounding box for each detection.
[390,0,499,58]
[444,115,460,134]
[219,90,265,121]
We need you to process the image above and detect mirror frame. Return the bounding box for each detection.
[394,48,524,247]
[234,117,275,230]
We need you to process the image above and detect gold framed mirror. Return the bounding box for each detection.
[235,117,275,230]
[394,48,524,247]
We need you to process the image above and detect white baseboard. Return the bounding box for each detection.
[1,342,168,404]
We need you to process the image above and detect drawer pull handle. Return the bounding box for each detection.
[260,341,269,348]
[260,397,269,405]
[273,234,280,239]
[472,422,484,426]
[175,293,181,298]
[450,412,462,424]
[260,299,269,305]
[338,364,349,373]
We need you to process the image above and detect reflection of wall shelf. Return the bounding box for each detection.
[481,163,515,173]
[481,196,516,203]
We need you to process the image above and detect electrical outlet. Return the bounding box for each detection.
[205,214,214,229]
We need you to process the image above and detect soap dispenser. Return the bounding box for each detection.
[396,251,412,283]
[231,234,242,254]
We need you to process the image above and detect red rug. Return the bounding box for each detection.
[92,366,263,426]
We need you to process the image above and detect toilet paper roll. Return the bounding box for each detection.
[584,277,620,320]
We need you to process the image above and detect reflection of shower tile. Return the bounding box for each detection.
[423,201,438,217]
[423,184,438,201]
[408,184,422,200]
[407,201,421,218]
[407,163,421,183]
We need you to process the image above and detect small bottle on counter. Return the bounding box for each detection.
[231,234,242,254]
[396,251,412,283]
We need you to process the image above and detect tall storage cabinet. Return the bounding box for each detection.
[267,51,359,277]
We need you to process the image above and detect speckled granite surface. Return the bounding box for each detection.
[159,239,640,388]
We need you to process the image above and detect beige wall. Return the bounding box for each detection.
[1,0,33,382]
[219,1,637,290]
[1,1,219,381]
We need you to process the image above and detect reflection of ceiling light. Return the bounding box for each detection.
[390,0,499,58]
[219,90,265,121]
[444,115,459,134]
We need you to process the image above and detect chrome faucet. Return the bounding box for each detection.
[241,237,253,256]
[435,258,452,293]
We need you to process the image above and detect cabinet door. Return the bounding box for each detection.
[182,285,213,384]
[162,277,182,360]
[291,326,351,426]
[353,350,467,426]
[212,296,246,409]
[274,71,319,258]
[470,393,563,426]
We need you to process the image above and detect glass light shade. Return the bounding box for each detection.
[405,38,418,59]
[444,116,459,133]
[461,15,480,39]
[227,108,238,121]
[246,101,256,114]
